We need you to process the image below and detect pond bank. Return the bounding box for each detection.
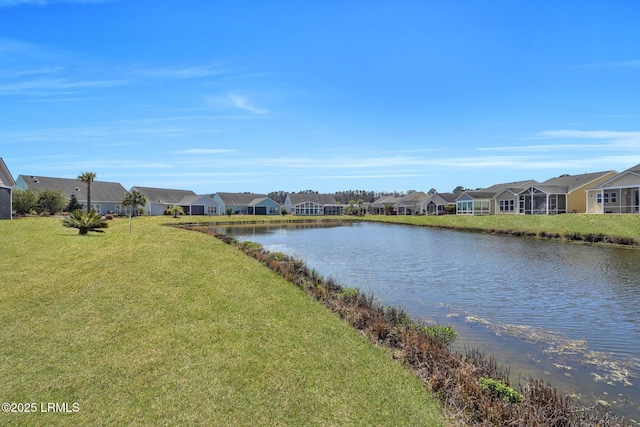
[182,223,628,426]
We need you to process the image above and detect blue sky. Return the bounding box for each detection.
[1,0,640,195]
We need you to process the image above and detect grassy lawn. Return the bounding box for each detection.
[0,216,444,426]
[358,213,640,241]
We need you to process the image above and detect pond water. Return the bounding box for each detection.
[207,221,640,422]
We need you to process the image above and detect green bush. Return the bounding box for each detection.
[478,377,523,403]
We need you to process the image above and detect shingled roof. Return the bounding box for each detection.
[133,186,197,204]
[287,193,339,205]
[18,175,127,202]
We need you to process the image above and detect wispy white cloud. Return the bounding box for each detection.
[173,148,237,155]
[0,77,128,95]
[481,129,640,152]
[227,93,269,115]
[138,63,229,80]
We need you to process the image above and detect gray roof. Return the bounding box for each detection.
[216,192,274,206]
[287,193,338,205]
[483,179,539,193]
[178,194,215,205]
[397,191,428,203]
[541,171,615,193]
[19,175,127,202]
[519,185,569,195]
[626,163,640,174]
[370,195,402,207]
[133,186,196,204]
[427,192,457,204]
[456,190,497,201]
[0,158,15,188]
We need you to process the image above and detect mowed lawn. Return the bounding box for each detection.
[0,217,444,426]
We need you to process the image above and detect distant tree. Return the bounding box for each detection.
[428,188,437,195]
[452,185,469,195]
[166,205,185,218]
[122,189,147,233]
[12,189,38,215]
[37,189,67,215]
[298,189,318,194]
[356,198,364,214]
[66,194,83,212]
[62,210,108,235]
[406,189,416,194]
[267,191,288,205]
[122,189,146,217]
[78,172,97,213]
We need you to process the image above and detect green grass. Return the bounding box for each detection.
[0,216,444,426]
[359,213,640,242]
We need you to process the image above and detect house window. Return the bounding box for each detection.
[596,193,602,204]
[604,193,609,203]
[208,206,217,214]
[611,192,617,203]
[499,200,514,212]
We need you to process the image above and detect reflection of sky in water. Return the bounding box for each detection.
[211,222,640,420]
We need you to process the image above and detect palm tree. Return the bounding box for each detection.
[78,172,97,213]
[62,210,108,235]
[122,189,147,233]
[122,189,146,217]
[167,205,184,218]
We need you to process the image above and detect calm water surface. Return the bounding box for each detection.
[209,221,640,421]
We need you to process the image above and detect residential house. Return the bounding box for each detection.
[395,191,428,215]
[213,192,281,215]
[132,186,219,216]
[369,195,401,215]
[456,191,496,215]
[284,193,343,215]
[15,175,128,215]
[518,171,617,215]
[456,180,539,215]
[0,158,16,219]
[424,192,456,215]
[586,164,640,214]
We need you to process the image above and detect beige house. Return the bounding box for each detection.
[457,180,537,215]
[424,192,457,215]
[369,195,401,215]
[395,191,428,215]
[586,164,640,214]
[521,170,617,214]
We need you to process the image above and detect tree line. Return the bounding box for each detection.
[267,186,473,205]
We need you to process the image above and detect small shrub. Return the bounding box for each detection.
[422,324,458,347]
[478,377,523,404]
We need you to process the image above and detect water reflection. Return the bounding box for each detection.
[204,221,640,421]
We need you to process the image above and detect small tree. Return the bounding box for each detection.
[122,189,147,233]
[66,194,83,212]
[167,205,184,218]
[62,210,108,235]
[37,189,67,215]
[226,207,233,216]
[12,188,38,215]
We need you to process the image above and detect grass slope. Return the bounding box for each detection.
[0,217,443,426]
